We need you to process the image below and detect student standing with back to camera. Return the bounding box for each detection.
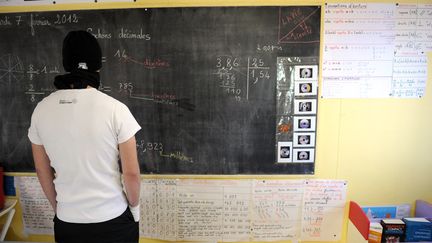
[28,30,141,243]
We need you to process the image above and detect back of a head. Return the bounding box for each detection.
[62,30,102,72]
[54,30,102,89]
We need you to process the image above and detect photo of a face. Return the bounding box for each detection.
[299,119,311,129]
[294,81,317,96]
[298,135,310,145]
[277,142,293,163]
[300,83,312,93]
[293,148,315,163]
[280,146,290,158]
[294,65,318,81]
[294,99,317,115]
[299,102,312,112]
[298,151,310,160]
[293,116,316,132]
[293,132,315,147]
[300,68,313,78]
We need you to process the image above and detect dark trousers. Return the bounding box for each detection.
[54,207,139,243]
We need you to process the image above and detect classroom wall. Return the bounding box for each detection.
[1,0,431,243]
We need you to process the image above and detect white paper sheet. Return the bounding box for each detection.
[395,4,432,55]
[140,179,252,242]
[15,176,54,235]
[301,179,347,241]
[323,3,429,98]
[392,4,431,98]
[139,179,347,242]
[16,177,347,242]
[251,179,304,241]
[323,3,396,98]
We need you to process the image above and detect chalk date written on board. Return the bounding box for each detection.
[30,14,79,26]
[28,13,79,36]
[54,14,79,25]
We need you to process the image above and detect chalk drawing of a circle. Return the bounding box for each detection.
[0,54,25,85]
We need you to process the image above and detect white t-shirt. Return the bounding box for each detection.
[28,88,141,223]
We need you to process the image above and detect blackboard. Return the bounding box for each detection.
[0,6,320,174]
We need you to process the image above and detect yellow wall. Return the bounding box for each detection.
[1,0,431,243]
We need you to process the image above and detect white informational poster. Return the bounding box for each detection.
[15,176,54,235]
[395,4,432,55]
[301,180,347,241]
[251,180,304,241]
[140,179,253,242]
[323,3,430,98]
[393,4,431,98]
[139,178,348,242]
[16,177,348,242]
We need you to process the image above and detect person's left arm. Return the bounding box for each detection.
[31,143,57,213]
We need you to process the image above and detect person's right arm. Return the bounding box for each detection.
[31,143,57,213]
[119,136,141,207]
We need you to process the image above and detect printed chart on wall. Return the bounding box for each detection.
[15,177,348,242]
[322,3,431,98]
[0,7,321,174]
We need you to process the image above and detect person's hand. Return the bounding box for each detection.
[129,204,140,222]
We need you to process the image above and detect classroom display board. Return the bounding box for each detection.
[16,177,347,242]
[0,7,320,174]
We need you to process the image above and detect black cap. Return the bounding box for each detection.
[62,30,102,72]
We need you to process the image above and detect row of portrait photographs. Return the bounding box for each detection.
[275,65,318,163]
[293,116,316,132]
[294,99,317,115]
[277,142,315,163]
[294,65,318,81]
